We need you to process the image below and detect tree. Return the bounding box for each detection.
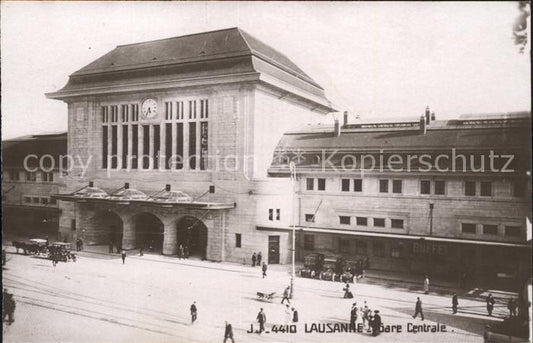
[513,1,530,54]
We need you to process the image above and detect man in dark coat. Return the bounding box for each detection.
[370,310,381,336]
[257,252,262,266]
[224,321,234,343]
[121,250,126,264]
[281,286,291,305]
[190,301,198,324]
[2,289,15,325]
[452,293,458,314]
[262,262,267,278]
[252,253,257,267]
[486,294,496,316]
[508,298,517,317]
[412,297,424,320]
[292,307,298,323]
[256,308,266,334]
[109,241,114,254]
[350,302,358,327]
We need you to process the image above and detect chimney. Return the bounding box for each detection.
[420,116,427,135]
[124,182,129,189]
[431,112,436,121]
[425,106,431,124]
[334,119,341,137]
[165,184,171,191]
[343,111,348,126]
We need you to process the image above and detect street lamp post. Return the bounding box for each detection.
[289,162,296,299]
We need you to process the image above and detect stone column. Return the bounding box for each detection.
[149,125,154,170]
[122,220,136,250]
[117,122,123,169]
[162,221,177,255]
[138,124,144,169]
[160,122,166,170]
[171,121,177,170]
[127,125,132,170]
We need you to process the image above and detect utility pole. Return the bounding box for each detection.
[289,162,296,299]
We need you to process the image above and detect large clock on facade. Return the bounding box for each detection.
[141,98,158,119]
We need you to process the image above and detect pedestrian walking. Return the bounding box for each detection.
[486,293,496,316]
[2,289,15,325]
[452,293,458,314]
[252,252,257,267]
[284,304,292,323]
[76,239,81,251]
[262,262,267,278]
[257,252,262,266]
[343,283,353,298]
[423,275,430,294]
[190,301,198,324]
[370,310,381,336]
[292,307,299,323]
[362,301,371,330]
[139,246,144,256]
[109,241,114,254]
[281,286,291,305]
[121,249,126,264]
[184,245,189,259]
[350,302,358,327]
[256,308,266,334]
[224,321,235,343]
[178,244,184,259]
[508,298,517,317]
[412,297,424,320]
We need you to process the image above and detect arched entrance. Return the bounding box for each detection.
[91,211,123,246]
[134,212,164,253]
[176,216,208,259]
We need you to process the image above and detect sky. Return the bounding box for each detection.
[1,1,530,139]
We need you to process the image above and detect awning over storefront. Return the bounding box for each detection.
[256,225,532,248]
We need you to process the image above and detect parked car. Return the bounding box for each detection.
[299,253,324,278]
[320,255,345,281]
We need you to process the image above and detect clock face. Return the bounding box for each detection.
[141,98,158,119]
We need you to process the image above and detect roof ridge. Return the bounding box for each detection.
[116,27,240,48]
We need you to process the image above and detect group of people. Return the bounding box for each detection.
[2,289,16,325]
[254,305,299,335]
[350,301,381,336]
[251,252,262,267]
[178,244,190,259]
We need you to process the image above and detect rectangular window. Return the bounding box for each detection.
[165,123,172,169]
[304,234,314,250]
[373,218,385,227]
[111,125,118,168]
[379,179,389,193]
[465,181,476,196]
[355,241,367,255]
[71,219,76,231]
[9,170,19,181]
[101,106,109,123]
[42,172,54,182]
[131,125,138,169]
[24,196,31,203]
[434,180,446,195]
[513,181,525,197]
[305,214,315,223]
[111,105,118,122]
[200,99,209,119]
[122,125,128,169]
[339,216,351,225]
[153,125,160,170]
[317,178,326,191]
[189,100,197,119]
[354,179,362,192]
[189,122,197,170]
[421,180,431,194]
[461,223,476,234]
[131,104,139,122]
[341,179,350,192]
[356,217,368,226]
[306,178,314,191]
[176,101,184,120]
[505,226,521,237]
[391,219,404,229]
[392,180,402,194]
[339,239,350,254]
[41,198,49,205]
[26,171,36,182]
[235,234,242,248]
[176,123,184,169]
[391,245,402,258]
[143,125,150,169]
[102,126,108,168]
[121,104,129,122]
[50,198,57,205]
[165,102,173,120]
[482,224,498,235]
[200,122,208,170]
[276,209,280,221]
[373,242,385,257]
[32,197,40,204]
[480,182,492,197]
[268,209,273,221]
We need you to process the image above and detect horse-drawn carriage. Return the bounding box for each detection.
[12,239,48,256]
[49,242,77,262]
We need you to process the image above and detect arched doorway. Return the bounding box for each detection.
[91,211,123,246]
[176,216,208,259]
[134,212,164,253]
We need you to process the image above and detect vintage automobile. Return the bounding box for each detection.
[320,255,345,281]
[49,242,77,262]
[299,253,324,278]
[341,259,366,283]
